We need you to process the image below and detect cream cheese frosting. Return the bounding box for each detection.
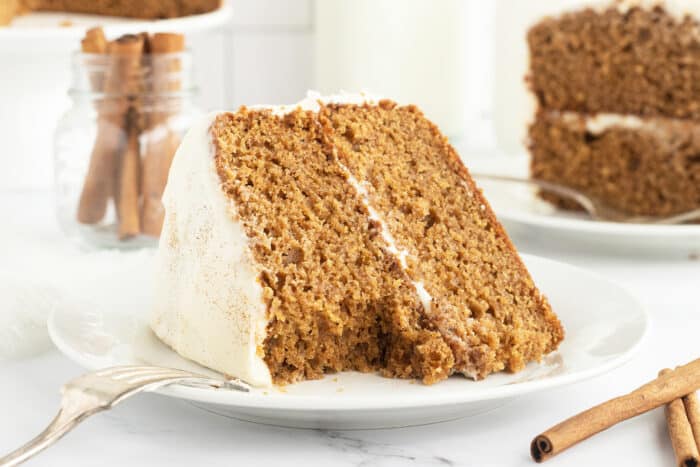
[340,162,434,312]
[493,0,700,154]
[556,111,646,134]
[151,92,441,386]
[151,114,272,387]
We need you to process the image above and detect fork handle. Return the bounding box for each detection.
[0,373,242,466]
[0,405,102,467]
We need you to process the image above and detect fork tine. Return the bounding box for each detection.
[90,366,231,388]
[82,365,251,392]
[108,368,191,379]
[94,365,189,378]
[95,366,196,381]
[117,371,195,385]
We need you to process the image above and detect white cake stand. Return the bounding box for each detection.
[0,1,232,38]
[0,2,232,190]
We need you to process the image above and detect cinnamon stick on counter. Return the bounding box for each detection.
[684,392,700,451]
[660,369,700,467]
[531,357,700,463]
[140,32,185,237]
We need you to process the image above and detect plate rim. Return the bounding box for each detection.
[496,206,700,238]
[48,253,649,411]
[468,153,700,239]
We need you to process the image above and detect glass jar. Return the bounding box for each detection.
[54,50,201,249]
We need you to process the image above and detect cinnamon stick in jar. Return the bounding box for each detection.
[660,369,700,467]
[531,358,700,463]
[105,34,145,133]
[76,27,112,224]
[117,111,141,239]
[140,32,185,237]
[109,34,144,238]
[77,32,144,226]
[80,27,107,90]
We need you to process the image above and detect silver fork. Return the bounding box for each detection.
[0,365,249,467]
[473,173,700,224]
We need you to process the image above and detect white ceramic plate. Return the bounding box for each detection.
[48,254,648,429]
[0,1,232,39]
[465,153,700,255]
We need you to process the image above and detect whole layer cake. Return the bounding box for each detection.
[151,94,564,387]
[524,1,700,217]
[0,0,219,24]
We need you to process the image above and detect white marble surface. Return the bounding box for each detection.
[0,190,698,466]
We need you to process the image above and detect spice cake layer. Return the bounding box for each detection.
[531,111,700,216]
[152,94,564,387]
[528,4,700,119]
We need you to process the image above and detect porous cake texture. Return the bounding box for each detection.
[527,1,700,216]
[531,112,700,216]
[152,95,564,387]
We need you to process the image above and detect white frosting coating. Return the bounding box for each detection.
[493,0,700,154]
[250,90,381,117]
[151,114,272,387]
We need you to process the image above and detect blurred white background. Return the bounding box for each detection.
[216,0,493,127]
[0,0,496,191]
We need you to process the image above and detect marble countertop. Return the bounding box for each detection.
[0,191,698,466]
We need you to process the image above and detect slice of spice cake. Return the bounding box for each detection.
[320,101,563,379]
[152,95,564,387]
[525,2,700,216]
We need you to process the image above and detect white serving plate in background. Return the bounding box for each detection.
[48,254,648,429]
[0,1,232,38]
[464,153,700,255]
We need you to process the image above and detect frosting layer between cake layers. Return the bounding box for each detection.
[551,111,700,135]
